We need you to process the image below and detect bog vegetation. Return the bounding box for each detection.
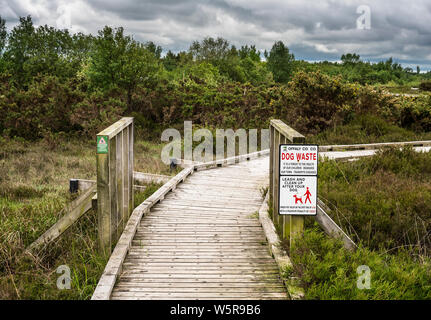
[0,16,430,299]
[287,147,431,299]
[1,15,431,141]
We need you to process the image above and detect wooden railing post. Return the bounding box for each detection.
[97,117,134,255]
[269,119,306,246]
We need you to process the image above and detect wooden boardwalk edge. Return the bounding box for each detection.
[91,166,194,300]
[26,185,97,251]
[319,140,431,152]
[258,192,304,300]
[316,199,357,251]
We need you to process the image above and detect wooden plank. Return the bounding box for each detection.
[92,166,194,300]
[27,185,96,251]
[273,130,280,228]
[129,123,134,220]
[119,272,281,283]
[134,231,266,236]
[109,134,118,245]
[124,255,275,260]
[258,191,304,300]
[116,130,124,236]
[134,172,170,185]
[97,117,133,139]
[152,198,261,207]
[319,140,431,152]
[122,127,129,231]
[115,283,284,288]
[113,287,285,293]
[289,216,304,245]
[121,268,280,274]
[281,135,289,239]
[117,273,282,279]
[270,119,305,143]
[316,199,356,251]
[110,292,287,299]
[194,150,269,171]
[114,284,282,290]
[70,179,147,194]
[145,207,260,214]
[75,179,95,191]
[97,149,111,255]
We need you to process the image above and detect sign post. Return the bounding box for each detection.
[96,118,134,255]
[278,144,318,245]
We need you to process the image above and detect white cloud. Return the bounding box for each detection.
[0,0,430,70]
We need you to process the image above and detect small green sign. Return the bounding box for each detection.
[97,135,109,154]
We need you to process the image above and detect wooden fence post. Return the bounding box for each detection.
[97,117,134,255]
[269,120,306,246]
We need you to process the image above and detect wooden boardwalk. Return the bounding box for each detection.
[90,118,431,301]
[103,156,287,300]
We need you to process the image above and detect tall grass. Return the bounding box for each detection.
[318,147,431,254]
[0,135,169,299]
[285,147,431,299]
[287,226,431,300]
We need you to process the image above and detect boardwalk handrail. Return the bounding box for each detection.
[319,140,431,152]
[269,119,306,243]
[97,117,134,255]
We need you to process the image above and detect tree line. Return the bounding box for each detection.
[0,15,430,139]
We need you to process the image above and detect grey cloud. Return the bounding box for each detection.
[0,0,430,70]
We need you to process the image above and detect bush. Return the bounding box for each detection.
[289,227,431,300]
[309,114,430,145]
[318,147,431,253]
[270,71,397,135]
[399,95,431,131]
[0,76,82,139]
[69,88,126,137]
[419,81,431,91]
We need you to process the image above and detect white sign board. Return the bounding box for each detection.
[278,144,318,216]
[279,145,318,175]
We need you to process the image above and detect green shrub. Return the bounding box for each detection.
[309,114,431,145]
[318,147,431,253]
[289,227,431,300]
[0,76,84,139]
[399,95,431,131]
[270,72,400,135]
[419,81,431,91]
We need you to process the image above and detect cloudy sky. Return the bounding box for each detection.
[1,0,431,70]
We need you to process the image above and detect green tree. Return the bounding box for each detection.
[0,16,6,54]
[2,15,91,84]
[189,37,231,62]
[265,41,295,83]
[0,16,7,72]
[189,37,247,82]
[145,41,162,59]
[163,50,178,71]
[3,16,35,84]
[239,45,261,62]
[87,26,160,109]
[341,53,361,65]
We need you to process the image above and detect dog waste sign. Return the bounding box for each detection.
[97,135,109,154]
[279,144,318,215]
